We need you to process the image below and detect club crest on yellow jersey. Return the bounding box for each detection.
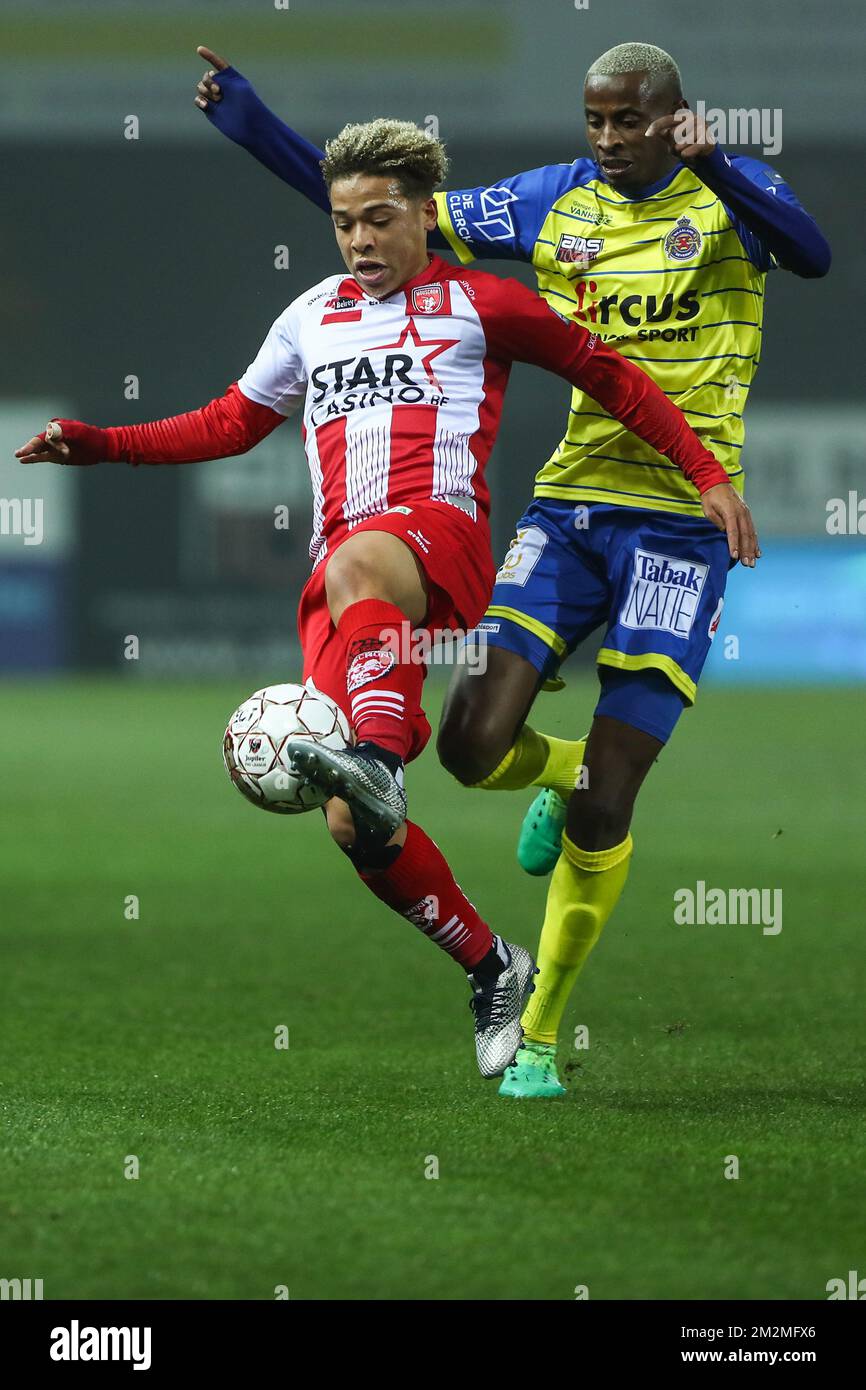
[663,216,703,261]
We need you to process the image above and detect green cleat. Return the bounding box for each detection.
[517,787,566,876]
[498,1042,567,1098]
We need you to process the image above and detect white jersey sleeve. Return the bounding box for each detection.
[237,301,307,418]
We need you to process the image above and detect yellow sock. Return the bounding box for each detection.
[471,726,547,790]
[471,727,586,799]
[533,732,587,801]
[522,831,633,1046]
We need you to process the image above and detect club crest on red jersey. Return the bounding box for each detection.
[411,283,445,315]
[664,217,703,261]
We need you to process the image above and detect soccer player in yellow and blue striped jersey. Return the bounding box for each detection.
[197,40,829,1097]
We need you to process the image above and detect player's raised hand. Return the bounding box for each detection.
[194,45,231,110]
[645,110,716,163]
[15,420,106,466]
[700,482,761,567]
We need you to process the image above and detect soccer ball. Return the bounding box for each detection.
[223,681,351,814]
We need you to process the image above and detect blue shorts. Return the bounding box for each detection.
[477,499,733,743]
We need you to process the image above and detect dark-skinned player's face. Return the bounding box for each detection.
[584,71,686,193]
[329,174,438,299]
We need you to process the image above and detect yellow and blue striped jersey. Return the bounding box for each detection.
[436,157,800,515]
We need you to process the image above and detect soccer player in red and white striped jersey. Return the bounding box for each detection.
[16,118,752,1077]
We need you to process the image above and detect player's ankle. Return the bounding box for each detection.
[466,934,511,981]
[355,739,404,777]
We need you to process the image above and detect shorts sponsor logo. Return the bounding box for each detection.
[384,505,413,515]
[663,216,703,262]
[708,596,724,638]
[495,525,547,587]
[620,548,709,637]
[554,233,604,265]
[346,647,396,693]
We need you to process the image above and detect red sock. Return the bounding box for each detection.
[356,821,494,970]
[337,598,422,760]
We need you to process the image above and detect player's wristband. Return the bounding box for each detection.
[44,419,112,466]
[686,455,733,495]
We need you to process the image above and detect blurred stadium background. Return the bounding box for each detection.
[2,0,865,1302]
[2,0,864,679]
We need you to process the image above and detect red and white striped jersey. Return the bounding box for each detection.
[237,253,600,565]
[54,260,727,543]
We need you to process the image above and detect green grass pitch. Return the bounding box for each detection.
[1,675,862,1300]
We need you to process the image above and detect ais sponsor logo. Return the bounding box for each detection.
[554,233,604,266]
[620,549,709,637]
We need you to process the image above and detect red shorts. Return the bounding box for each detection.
[297,500,495,763]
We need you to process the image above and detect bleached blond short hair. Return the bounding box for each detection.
[587,43,682,98]
[321,118,448,199]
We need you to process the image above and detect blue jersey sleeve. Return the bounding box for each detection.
[435,162,594,265]
[205,66,331,212]
[205,65,454,250]
[697,145,830,278]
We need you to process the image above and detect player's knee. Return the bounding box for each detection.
[323,546,376,617]
[566,791,633,851]
[437,701,510,785]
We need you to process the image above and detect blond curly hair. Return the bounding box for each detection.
[321,118,448,199]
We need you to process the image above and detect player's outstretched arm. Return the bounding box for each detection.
[194,46,452,248]
[15,384,285,468]
[646,112,830,278]
[194,46,330,212]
